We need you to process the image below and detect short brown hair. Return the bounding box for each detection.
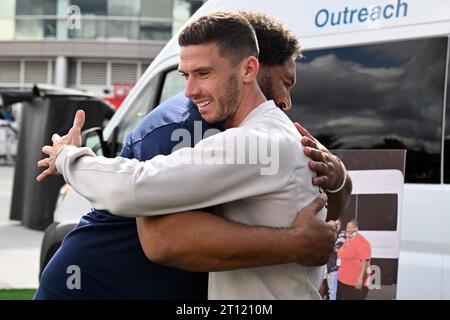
[178,11,259,65]
[240,11,301,66]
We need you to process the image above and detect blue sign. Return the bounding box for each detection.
[315,0,409,28]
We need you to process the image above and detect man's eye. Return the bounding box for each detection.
[199,72,209,77]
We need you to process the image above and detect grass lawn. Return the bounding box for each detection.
[0,289,36,300]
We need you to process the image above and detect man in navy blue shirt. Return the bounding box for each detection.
[35,12,351,299]
[35,93,217,299]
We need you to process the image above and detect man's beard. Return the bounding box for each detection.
[260,76,276,106]
[214,74,240,124]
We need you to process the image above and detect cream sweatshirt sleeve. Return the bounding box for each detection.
[55,128,293,217]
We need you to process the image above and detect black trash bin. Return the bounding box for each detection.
[4,85,115,230]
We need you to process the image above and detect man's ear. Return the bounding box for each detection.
[242,56,259,83]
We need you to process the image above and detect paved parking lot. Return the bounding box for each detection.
[0,166,14,222]
[0,165,43,289]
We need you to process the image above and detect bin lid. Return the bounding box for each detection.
[0,84,98,106]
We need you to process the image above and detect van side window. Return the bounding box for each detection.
[445,39,450,184]
[115,73,161,154]
[159,68,186,104]
[114,68,185,155]
[288,38,448,184]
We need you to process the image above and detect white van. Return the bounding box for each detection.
[40,0,450,299]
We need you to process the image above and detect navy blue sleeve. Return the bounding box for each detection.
[126,123,189,161]
[119,134,135,158]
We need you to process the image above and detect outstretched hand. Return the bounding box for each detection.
[36,110,85,182]
[294,122,345,191]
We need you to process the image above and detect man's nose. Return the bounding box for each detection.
[278,95,292,111]
[184,78,201,99]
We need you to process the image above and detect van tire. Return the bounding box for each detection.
[39,222,77,280]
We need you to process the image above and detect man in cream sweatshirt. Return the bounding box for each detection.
[37,12,342,299]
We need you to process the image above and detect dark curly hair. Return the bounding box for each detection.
[178,11,259,66]
[240,11,301,66]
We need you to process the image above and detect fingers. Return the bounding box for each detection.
[66,110,85,146]
[309,159,327,172]
[37,158,51,168]
[294,122,313,140]
[52,133,61,144]
[301,137,319,151]
[41,145,53,156]
[304,147,323,162]
[312,176,330,187]
[72,110,85,133]
[302,193,328,215]
[36,159,59,182]
[36,168,52,182]
[37,155,57,182]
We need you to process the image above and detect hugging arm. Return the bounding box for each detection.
[136,194,336,271]
[38,112,339,271]
[135,124,345,272]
